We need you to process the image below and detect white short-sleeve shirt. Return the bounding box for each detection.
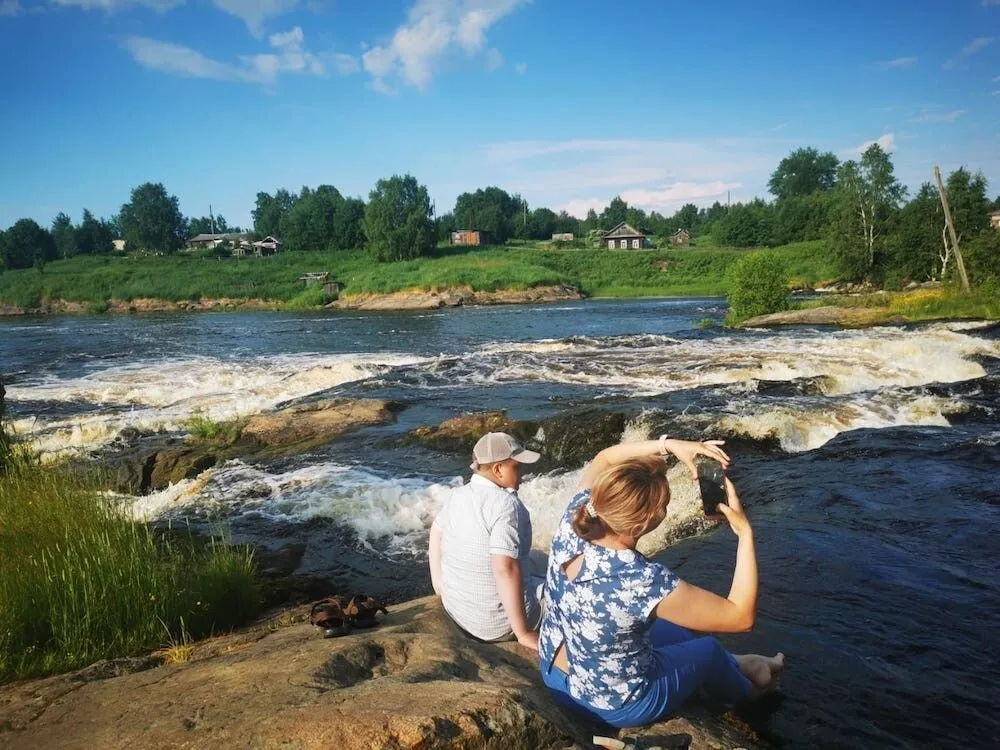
[434,474,540,640]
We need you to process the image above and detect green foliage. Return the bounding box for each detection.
[712,200,775,247]
[187,214,233,236]
[829,145,906,281]
[183,411,245,444]
[280,185,364,252]
[252,189,296,238]
[724,250,790,323]
[964,231,1000,284]
[119,183,185,254]
[51,212,76,259]
[453,186,523,244]
[886,183,941,282]
[364,174,434,262]
[768,147,839,200]
[0,218,57,270]
[772,192,835,244]
[0,462,258,682]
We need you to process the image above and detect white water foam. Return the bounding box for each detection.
[9,352,427,459]
[469,325,999,397]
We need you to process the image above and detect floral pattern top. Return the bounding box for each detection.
[539,489,679,711]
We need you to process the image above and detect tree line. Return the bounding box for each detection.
[2,149,999,287]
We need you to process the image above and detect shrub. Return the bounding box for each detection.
[0,462,258,682]
[725,250,790,324]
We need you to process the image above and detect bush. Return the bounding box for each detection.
[725,250,790,324]
[0,462,258,682]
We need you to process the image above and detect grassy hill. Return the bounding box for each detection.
[0,239,836,310]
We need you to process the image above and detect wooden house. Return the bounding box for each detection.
[990,210,1000,231]
[451,230,492,246]
[603,222,649,250]
[552,232,575,242]
[187,232,251,251]
[669,228,691,246]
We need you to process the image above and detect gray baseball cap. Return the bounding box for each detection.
[472,432,540,465]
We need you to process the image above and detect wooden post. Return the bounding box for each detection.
[933,166,971,293]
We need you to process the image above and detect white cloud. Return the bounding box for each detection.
[124,27,352,85]
[875,56,917,70]
[515,61,527,74]
[944,36,995,69]
[911,108,967,124]
[50,0,181,9]
[212,0,299,37]
[484,47,503,71]
[48,0,297,34]
[843,133,896,157]
[480,137,783,218]
[362,0,527,93]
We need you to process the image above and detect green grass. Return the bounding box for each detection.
[795,285,1000,321]
[183,411,245,445]
[0,239,838,309]
[0,460,259,683]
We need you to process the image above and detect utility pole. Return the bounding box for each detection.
[210,204,216,235]
[933,166,971,294]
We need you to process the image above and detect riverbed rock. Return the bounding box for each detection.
[242,397,399,448]
[538,409,629,468]
[740,306,907,328]
[0,597,763,750]
[409,411,539,453]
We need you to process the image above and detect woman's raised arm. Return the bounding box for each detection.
[576,437,730,492]
[655,478,758,633]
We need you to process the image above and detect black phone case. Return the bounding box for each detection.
[697,463,727,514]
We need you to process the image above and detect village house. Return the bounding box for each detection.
[551,232,575,242]
[669,228,691,246]
[236,236,282,257]
[990,210,1000,231]
[186,232,251,252]
[451,230,492,246]
[603,222,649,250]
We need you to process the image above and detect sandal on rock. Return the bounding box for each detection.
[345,595,389,629]
[311,596,353,638]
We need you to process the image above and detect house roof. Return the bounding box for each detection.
[603,222,646,238]
[188,232,249,242]
[671,228,690,235]
[253,235,282,245]
[990,210,1000,217]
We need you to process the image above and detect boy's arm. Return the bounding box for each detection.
[428,522,443,596]
[491,554,538,650]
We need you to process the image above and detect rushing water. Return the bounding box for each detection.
[2,299,999,749]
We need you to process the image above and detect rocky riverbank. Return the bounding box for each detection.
[0,596,765,750]
[0,285,585,316]
[739,305,908,328]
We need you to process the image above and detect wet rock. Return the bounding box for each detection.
[242,398,399,448]
[408,411,538,453]
[148,447,218,491]
[334,285,585,311]
[0,597,762,750]
[538,409,629,468]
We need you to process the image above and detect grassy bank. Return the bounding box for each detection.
[798,284,1000,322]
[0,460,258,682]
[0,239,835,309]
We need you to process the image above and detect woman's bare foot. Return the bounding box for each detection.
[736,653,785,695]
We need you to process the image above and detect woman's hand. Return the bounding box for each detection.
[716,477,752,538]
[663,438,730,478]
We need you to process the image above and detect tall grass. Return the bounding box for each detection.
[0,240,839,308]
[0,461,258,683]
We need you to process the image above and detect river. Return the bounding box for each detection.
[2,299,999,749]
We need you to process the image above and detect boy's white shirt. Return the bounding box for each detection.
[433,473,539,640]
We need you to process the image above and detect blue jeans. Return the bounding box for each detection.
[541,620,752,729]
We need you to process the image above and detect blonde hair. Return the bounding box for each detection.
[572,456,670,542]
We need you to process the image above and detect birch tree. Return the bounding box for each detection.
[831,144,905,280]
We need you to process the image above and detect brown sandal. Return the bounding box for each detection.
[310,596,353,638]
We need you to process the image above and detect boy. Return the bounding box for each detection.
[429,432,544,650]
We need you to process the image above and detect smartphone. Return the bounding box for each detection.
[697,461,728,515]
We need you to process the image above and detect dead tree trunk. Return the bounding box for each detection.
[933,166,971,293]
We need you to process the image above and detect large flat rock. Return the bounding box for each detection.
[0,597,764,750]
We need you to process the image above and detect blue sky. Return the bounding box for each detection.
[1,0,998,229]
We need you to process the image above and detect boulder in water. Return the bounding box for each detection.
[242,398,400,450]
[408,411,538,453]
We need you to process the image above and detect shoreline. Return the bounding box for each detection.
[0,284,586,317]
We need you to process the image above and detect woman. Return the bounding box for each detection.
[538,436,784,728]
